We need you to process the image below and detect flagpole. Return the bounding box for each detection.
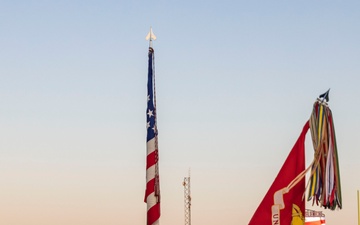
[358,190,360,225]
[145,28,160,225]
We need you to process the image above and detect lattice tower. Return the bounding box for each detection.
[183,174,191,225]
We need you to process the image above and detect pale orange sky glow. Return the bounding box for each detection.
[1,1,360,225]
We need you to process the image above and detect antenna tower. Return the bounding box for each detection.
[183,170,191,225]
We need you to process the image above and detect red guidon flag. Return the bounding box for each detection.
[249,122,310,225]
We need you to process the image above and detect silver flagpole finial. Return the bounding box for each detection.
[146,27,157,48]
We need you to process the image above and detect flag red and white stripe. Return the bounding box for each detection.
[144,47,160,225]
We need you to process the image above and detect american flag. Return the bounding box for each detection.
[144,47,160,225]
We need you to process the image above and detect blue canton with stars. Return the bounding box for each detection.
[147,48,157,142]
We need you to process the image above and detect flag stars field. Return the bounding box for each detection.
[147,109,154,118]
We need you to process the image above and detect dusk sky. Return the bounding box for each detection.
[1,1,360,225]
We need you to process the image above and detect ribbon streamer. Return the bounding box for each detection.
[308,95,342,210]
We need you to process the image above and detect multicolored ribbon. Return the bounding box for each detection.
[308,91,342,210]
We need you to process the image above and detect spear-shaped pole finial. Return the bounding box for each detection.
[146,27,157,48]
[318,88,330,103]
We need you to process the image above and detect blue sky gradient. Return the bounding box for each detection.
[1,1,360,224]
